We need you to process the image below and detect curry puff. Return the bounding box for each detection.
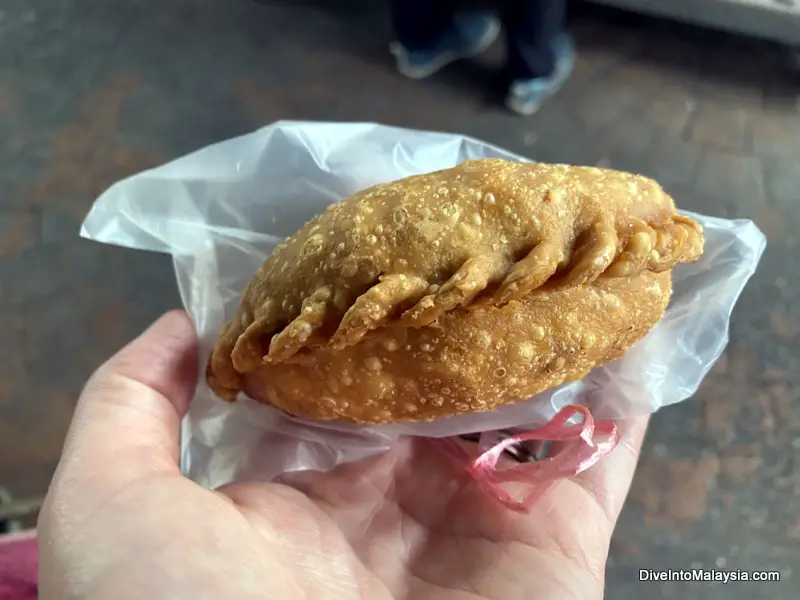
[206,158,704,424]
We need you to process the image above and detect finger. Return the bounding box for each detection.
[571,414,650,523]
[58,310,198,485]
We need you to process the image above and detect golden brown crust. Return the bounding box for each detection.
[206,158,705,423]
[241,271,672,423]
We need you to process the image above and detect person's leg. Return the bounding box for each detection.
[499,0,575,115]
[389,0,500,80]
[500,0,567,79]
[390,0,456,52]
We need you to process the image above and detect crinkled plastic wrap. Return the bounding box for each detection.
[80,121,766,490]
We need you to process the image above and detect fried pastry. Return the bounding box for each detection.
[206,158,704,424]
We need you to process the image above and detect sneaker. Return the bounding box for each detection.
[505,35,576,116]
[390,13,501,80]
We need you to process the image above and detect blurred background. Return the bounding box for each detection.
[0,0,798,597]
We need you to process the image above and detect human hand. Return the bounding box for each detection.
[38,310,649,599]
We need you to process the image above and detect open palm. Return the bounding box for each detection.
[38,311,647,600]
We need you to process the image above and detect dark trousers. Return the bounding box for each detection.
[390,0,568,80]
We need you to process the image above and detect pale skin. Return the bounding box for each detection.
[38,310,649,600]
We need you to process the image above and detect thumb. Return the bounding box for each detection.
[56,310,198,488]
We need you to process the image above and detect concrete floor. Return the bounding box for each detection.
[1,0,798,597]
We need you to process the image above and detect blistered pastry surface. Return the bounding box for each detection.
[206,159,704,423]
[242,271,672,423]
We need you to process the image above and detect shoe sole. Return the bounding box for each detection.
[391,19,501,80]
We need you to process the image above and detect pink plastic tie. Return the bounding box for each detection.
[431,405,620,512]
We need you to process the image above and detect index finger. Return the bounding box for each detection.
[572,414,650,523]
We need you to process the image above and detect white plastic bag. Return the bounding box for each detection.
[80,121,766,489]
